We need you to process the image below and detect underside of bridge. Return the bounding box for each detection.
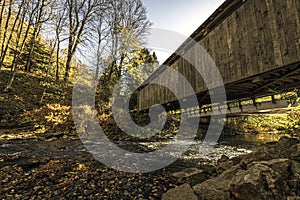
[196,61,300,108]
[158,61,300,113]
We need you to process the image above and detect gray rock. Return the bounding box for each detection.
[193,164,241,200]
[162,184,198,200]
[219,154,229,162]
[287,197,300,200]
[172,168,203,178]
[192,137,300,199]
[193,159,294,200]
[229,159,291,200]
[290,161,300,196]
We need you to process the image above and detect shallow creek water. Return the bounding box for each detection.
[138,132,282,167]
[0,132,282,171]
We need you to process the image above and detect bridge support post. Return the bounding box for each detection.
[252,98,257,107]
[238,100,243,112]
[272,95,276,104]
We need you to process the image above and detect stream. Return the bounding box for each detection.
[138,132,282,168]
[0,131,282,171]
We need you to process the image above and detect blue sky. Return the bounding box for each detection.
[143,0,225,63]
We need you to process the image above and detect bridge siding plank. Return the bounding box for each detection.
[281,0,299,66]
[273,2,291,67]
[294,0,300,61]
[267,0,287,68]
[218,22,226,82]
[243,3,253,77]
[231,11,242,82]
[217,22,227,83]
[187,54,196,91]
[213,24,220,77]
[178,58,184,97]
[263,0,278,72]
[138,0,300,111]
[235,9,244,78]
[210,30,218,84]
[194,43,204,93]
[253,0,266,73]
[226,14,237,82]
[247,0,260,76]
[237,4,248,78]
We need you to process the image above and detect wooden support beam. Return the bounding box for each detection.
[251,65,300,95]
[187,99,293,118]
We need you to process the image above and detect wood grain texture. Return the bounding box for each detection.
[138,0,300,111]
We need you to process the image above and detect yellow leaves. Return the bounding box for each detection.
[44,103,71,126]
[75,163,86,171]
[29,103,72,134]
[98,113,111,121]
[34,124,46,134]
[46,103,70,111]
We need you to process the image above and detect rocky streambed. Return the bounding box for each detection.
[0,132,299,199]
[162,136,300,200]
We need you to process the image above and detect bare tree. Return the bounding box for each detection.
[104,0,151,83]
[0,0,13,71]
[0,0,25,70]
[24,0,52,72]
[54,4,67,81]
[45,0,68,81]
[89,8,111,80]
[63,0,106,82]
[4,0,36,91]
[0,0,7,54]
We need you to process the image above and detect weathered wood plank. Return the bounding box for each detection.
[294,0,300,61]
[266,0,286,68]
[247,0,260,76]
[281,0,300,65]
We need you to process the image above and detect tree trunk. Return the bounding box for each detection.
[0,0,13,70]
[55,40,60,82]
[64,53,72,82]
[107,59,116,83]
[0,0,6,70]
[7,1,35,91]
[0,0,25,70]
[0,0,5,35]
[39,62,51,103]
[25,37,36,71]
[118,54,125,79]
[25,0,43,72]
[4,64,17,92]
[95,58,100,80]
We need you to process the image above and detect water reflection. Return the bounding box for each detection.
[219,132,285,147]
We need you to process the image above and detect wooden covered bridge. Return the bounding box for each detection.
[136,0,300,116]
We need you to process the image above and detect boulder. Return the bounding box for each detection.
[289,161,300,196]
[193,159,297,200]
[193,164,242,199]
[235,137,299,165]
[162,184,198,200]
[172,168,203,178]
[229,159,291,200]
[191,137,300,199]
